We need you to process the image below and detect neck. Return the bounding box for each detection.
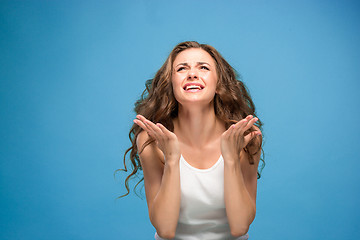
[174,103,225,148]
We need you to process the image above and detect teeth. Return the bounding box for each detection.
[185,85,202,90]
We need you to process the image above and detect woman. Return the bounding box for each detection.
[121,41,263,240]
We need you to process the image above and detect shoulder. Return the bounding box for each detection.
[136,130,150,151]
[136,131,164,165]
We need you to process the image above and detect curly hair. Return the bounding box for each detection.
[116,41,264,198]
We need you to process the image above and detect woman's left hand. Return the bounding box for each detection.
[220,115,262,162]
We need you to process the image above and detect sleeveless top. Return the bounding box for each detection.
[155,155,249,240]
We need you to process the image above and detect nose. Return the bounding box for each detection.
[187,69,198,80]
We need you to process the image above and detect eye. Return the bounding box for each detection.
[177,66,186,72]
[200,65,210,70]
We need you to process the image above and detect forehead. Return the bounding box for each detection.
[173,48,215,66]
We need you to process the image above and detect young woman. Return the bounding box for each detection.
[121,41,263,240]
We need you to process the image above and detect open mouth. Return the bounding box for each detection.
[183,83,205,92]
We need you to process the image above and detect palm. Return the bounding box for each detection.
[134,115,181,162]
[220,115,261,161]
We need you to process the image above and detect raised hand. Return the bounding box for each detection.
[134,115,181,163]
[220,115,262,162]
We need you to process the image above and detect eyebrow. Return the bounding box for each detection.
[175,62,211,68]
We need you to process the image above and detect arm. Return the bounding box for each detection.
[221,115,262,237]
[135,115,181,239]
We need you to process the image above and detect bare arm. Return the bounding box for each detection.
[221,115,262,236]
[135,115,181,239]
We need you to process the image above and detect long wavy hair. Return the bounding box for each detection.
[116,41,264,198]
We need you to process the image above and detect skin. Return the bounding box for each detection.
[134,48,262,238]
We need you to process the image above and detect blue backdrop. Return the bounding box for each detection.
[1,0,359,239]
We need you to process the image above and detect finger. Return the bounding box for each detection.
[136,114,149,122]
[144,120,165,139]
[231,116,257,142]
[135,115,160,137]
[234,115,258,134]
[244,130,262,146]
[233,118,247,129]
[232,118,249,136]
[242,117,259,133]
[222,124,235,138]
[133,119,150,132]
[134,119,158,140]
[135,115,152,130]
[245,115,253,120]
[156,123,173,137]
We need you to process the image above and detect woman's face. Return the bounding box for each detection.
[172,48,218,107]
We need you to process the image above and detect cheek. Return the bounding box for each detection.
[203,71,217,82]
[171,77,182,99]
[207,74,218,90]
[171,77,178,90]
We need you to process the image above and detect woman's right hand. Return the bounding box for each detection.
[134,115,181,164]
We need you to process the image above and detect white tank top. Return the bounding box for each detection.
[155,155,249,240]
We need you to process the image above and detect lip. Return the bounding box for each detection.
[182,82,205,91]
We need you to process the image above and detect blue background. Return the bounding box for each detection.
[1,0,359,239]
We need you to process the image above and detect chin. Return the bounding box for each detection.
[177,98,215,108]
